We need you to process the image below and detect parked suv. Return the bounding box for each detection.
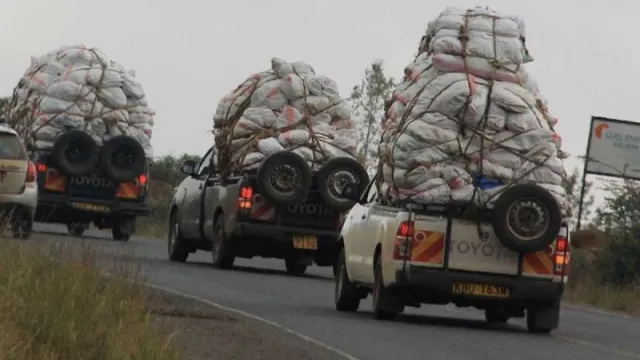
[334,178,569,334]
[0,123,37,239]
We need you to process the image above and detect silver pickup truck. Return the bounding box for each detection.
[167,147,368,276]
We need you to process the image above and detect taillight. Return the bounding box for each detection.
[25,161,36,183]
[36,162,47,173]
[238,186,253,211]
[138,173,148,185]
[393,220,415,260]
[553,229,570,276]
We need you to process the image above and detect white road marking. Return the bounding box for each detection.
[149,284,361,360]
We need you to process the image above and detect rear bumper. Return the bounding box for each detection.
[0,185,38,217]
[394,266,564,304]
[231,222,341,264]
[36,192,149,221]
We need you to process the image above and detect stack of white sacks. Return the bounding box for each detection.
[379,7,570,215]
[7,45,155,158]
[213,58,357,172]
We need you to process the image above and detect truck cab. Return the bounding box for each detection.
[334,178,570,334]
[167,146,347,275]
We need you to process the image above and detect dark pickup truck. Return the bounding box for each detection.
[167,146,368,276]
[31,131,150,240]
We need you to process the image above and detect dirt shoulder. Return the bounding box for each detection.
[148,289,347,360]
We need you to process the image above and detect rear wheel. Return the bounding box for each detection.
[67,222,88,237]
[112,217,135,242]
[527,301,560,334]
[11,210,32,240]
[168,211,189,262]
[211,218,235,269]
[335,249,360,312]
[284,259,307,276]
[372,255,403,320]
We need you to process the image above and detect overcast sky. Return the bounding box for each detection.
[2,0,638,199]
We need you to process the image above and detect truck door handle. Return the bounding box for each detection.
[361,215,366,220]
[198,183,203,190]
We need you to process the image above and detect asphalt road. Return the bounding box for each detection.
[31,223,640,360]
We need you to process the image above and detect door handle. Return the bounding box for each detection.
[198,183,203,190]
[361,215,366,220]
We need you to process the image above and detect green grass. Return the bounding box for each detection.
[0,239,182,360]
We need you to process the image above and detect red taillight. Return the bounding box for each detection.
[138,173,148,185]
[553,232,570,276]
[393,220,415,260]
[238,186,253,210]
[36,162,47,173]
[397,221,414,237]
[25,161,36,183]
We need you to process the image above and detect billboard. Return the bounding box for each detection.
[586,116,640,180]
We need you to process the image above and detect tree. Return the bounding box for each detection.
[349,61,395,172]
[591,179,640,286]
[149,153,201,186]
[562,166,594,229]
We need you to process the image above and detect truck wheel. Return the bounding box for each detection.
[284,259,308,276]
[168,212,189,262]
[335,249,360,312]
[256,152,311,205]
[527,301,560,334]
[212,218,235,269]
[372,255,403,320]
[491,184,562,254]
[67,222,88,237]
[317,158,369,212]
[112,217,135,242]
[485,308,509,324]
[50,131,99,176]
[11,210,32,240]
[100,135,146,183]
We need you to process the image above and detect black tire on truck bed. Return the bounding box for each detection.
[50,130,99,176]
[491,184,562,254]
[317,157,369,212]
[99,135,146,182]
[256,152,311,205]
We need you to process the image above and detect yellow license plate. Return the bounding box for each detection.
[72,202,111,213]
[452,282,510,298]
[293,235,317,250]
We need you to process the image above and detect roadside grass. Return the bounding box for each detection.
[565,277,640,314]
[0,239,182,360]
[564,249,640,314]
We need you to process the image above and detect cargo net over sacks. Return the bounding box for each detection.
[212,58,368,211]
[379,7,571,254]
[6,45,153,182]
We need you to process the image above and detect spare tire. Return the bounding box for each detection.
[99,135,146,182]
[317,157,369,212]
[256,152,312,205]
[50,131,99,176]
[491,184,562,254]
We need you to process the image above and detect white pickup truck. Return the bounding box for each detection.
[333,178,570,334]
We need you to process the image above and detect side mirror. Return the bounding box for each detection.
[341,183,363,203]
[180,160,197,176]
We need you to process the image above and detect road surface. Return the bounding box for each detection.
[31,224,640,360]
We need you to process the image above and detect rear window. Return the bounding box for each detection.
[0,133,27,160]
